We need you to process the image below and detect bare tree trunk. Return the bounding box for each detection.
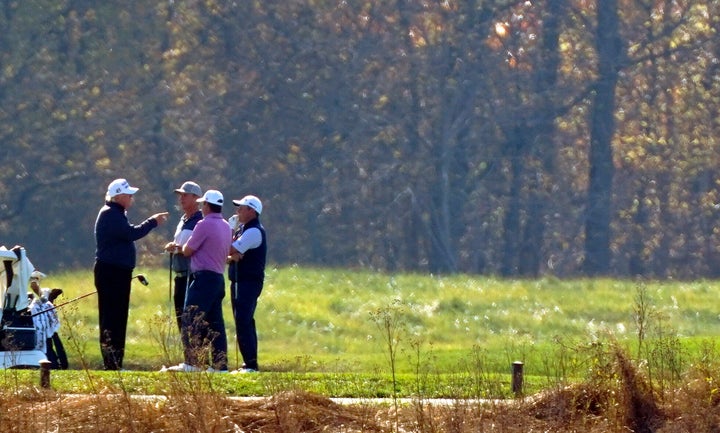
[501,133,523,277]
[518,0,566,277]
[583,0,623,275]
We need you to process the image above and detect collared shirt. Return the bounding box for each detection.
[231,227,262,253]
[228,217,266,282]
[185,212,231,274]
[172,210,202,272]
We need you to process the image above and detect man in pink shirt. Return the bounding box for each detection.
[162,189,231,373]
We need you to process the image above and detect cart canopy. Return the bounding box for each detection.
[0,246,33,316]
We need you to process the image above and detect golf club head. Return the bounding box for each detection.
[48,288,63,303]
[135,274,149,286]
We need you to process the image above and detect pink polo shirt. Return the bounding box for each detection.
[185,213,232,274]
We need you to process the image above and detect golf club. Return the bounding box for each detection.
[30,290,96,317]
[30,274,149,317]
[168,252,173,303]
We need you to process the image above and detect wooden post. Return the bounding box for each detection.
[511,361,524,396]
[40,360,52,388]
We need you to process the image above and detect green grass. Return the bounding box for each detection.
[8,267,720,397]
[0,368,527,398]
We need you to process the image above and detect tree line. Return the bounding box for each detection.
[1,0,719,279]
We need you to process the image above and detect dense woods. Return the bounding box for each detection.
[1,0,720,278]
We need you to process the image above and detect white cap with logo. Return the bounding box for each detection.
[197,189,224,206]
[232,195,262,215]
[106,178,139,198]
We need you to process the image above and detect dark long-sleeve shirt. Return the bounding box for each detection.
[94,201,157,269]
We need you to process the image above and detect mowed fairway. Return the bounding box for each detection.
[39,267,720,377]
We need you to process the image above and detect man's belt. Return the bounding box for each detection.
[175,271,188,278]
[192,270,222,278]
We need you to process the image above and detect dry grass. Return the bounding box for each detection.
[3,347,720,433]
[0,389,383,433]
[3,337,720,433]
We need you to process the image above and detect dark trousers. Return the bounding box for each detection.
[231,279,263,370]
[94,261,132,370]
[173,274,193,332]
[46,333,68,369]
[181,271,228,370]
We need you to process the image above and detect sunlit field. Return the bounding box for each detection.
[27,266,720,377]
[4,267,720,432]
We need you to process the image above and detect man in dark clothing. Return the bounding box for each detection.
[228,195,267,373]
[94,178,168,370]
[164,181,203,332]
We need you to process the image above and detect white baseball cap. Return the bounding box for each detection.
[30,271,47,281]
[106,178,139,198]
[197,189,224,206]
[233,195,262,215]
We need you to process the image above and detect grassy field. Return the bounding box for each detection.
[4,266,720,398]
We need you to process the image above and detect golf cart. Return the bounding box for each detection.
[0,245,47,368]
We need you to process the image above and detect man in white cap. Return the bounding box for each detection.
[228,194,266,373]
[163,181,203,333]
[94,178,169,370]
[163,189,231,373]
